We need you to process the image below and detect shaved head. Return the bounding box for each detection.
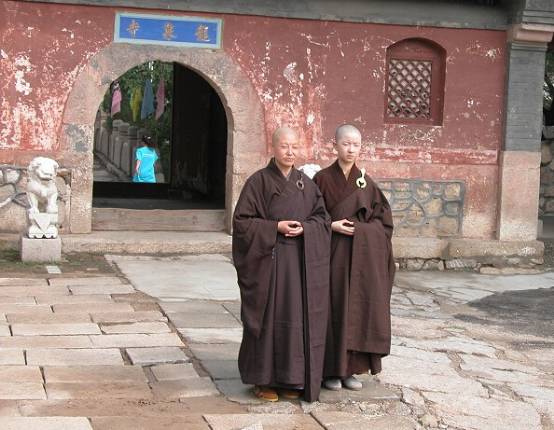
[335,124,361,143]
[271,126,299,173]
[272,127,298,146]
[334,124,362,165]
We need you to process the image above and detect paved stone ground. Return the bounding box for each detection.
[387,271,554,430]
[0,254,553,429]
[0,269,245,430]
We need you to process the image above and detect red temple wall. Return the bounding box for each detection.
[0,0,506,237]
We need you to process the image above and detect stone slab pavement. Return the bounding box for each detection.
[0,268,245,429]
[111,255,554,430]
[0,254,552,430]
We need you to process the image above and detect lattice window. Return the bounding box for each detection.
[387,59,432,120]
[385,38,446,125]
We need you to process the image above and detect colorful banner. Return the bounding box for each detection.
[155,79,165,120]
[111,84,122,116]
[141,79,155,120]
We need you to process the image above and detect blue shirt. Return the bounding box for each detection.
[133,146,158,183]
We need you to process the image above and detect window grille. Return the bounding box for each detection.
[384,38,446,125]
[387,59,432,120]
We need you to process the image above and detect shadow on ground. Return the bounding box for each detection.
[456,287,554,341]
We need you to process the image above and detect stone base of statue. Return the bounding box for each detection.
[20,235,62,263]
[27,212,59,239]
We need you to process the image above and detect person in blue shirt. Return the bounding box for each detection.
[133,135,159,183]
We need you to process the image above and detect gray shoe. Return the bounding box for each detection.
[342,375,363,391]
[324,378,342,391]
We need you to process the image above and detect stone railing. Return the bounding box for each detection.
[94,113,147,181]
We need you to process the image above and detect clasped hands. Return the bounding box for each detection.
[278,219,354,237]
[332,219,355,236]
[277,220,304,237]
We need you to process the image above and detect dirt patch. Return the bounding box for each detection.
[0,250,116,277]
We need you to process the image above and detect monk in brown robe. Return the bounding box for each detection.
[313,124,395,391]
[232,127,331,402]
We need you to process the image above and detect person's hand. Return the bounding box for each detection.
[278,220,304,237]
[331,219,355,236]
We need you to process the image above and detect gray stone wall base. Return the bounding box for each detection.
[394,237,544,271]
[20,236,62,263]
[2,233,545,270]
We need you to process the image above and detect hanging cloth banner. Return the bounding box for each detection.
[141,79,155,120]
[111,83,122,116]
[130,87,142,122]
[155,79,165,120]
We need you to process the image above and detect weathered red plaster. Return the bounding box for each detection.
[223,17,505,163]
[0,1,112,151]
[0,0,507,237]
[1,1,505,157]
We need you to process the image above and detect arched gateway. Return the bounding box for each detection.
[60,43,266,234]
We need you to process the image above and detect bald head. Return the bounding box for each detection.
[272,127,298,147]
[334,124,362,165]
[272,126,299,172]
[335,124,361,144]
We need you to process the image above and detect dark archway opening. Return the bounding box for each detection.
[92,61,227,214]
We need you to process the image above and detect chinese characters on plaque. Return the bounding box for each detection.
[115,13,222,48]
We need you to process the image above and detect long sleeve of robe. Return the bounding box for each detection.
[232,160,331,402]
[313,161,395,378]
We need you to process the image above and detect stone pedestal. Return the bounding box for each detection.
[497,151,541,241]
[20,236,62,263]
[497,25,554,241]
[28,212,58,239]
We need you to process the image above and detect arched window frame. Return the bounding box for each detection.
[384,38,446,126]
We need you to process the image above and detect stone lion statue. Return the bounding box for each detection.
[26,157,59,238]
[27,157,59,214]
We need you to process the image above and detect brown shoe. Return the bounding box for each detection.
[278,388,302,400]
[253,385,279,402]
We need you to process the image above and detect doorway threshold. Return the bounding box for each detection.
[92,207,225,231]
[93,197,223,210]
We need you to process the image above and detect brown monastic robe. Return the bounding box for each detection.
[313,161,395,377]
[232,159,331,402]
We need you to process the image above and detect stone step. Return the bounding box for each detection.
[92,208,225,231]
[63,231,232,255]
[0,231,231,255]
